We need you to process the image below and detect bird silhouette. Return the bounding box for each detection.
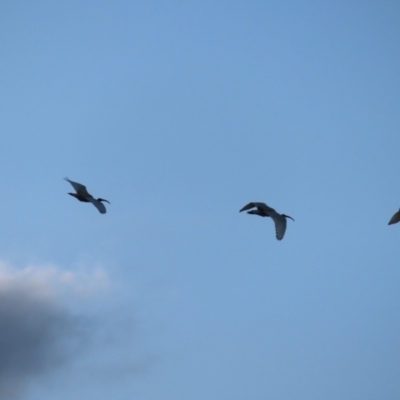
[240,202,294,240]
[64,177,110,214]
[388,208,400,225]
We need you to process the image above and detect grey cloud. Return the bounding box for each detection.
[0,264,156,398]
[0,287,89,399]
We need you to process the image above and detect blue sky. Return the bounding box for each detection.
[1,1,400,399]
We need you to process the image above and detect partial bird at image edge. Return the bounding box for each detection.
[388,208,400,225]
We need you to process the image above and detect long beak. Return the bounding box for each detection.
[285,215,295,221]
[98,198,110,204]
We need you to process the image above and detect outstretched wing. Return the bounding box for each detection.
[64,177,89,196]
[239,202,274,213]
[89,198,107,214]
[273,217,287,240]
[388,209,400,225]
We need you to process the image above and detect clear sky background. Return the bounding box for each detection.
[0,1,400,399]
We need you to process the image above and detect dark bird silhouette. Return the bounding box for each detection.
[388,208,400,225]
[64,177,110,214]
[240,202,294,240]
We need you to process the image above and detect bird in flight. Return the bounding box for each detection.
[240,202,294,240]
[388,208,400,225]
[64,177,110,214]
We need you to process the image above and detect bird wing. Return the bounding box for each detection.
[89,198,107,214]
[388,209,400,225]
[64,177,90,196]
[239,202,274,213]
[273,217,287,240]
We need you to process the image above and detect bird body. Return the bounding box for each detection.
[64,177,110,214]
[388,208,400,225]
[240,202,294,240]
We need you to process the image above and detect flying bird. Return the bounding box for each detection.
[64,177,110,214]
[240,202,294,240]
[388,208,400,225]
